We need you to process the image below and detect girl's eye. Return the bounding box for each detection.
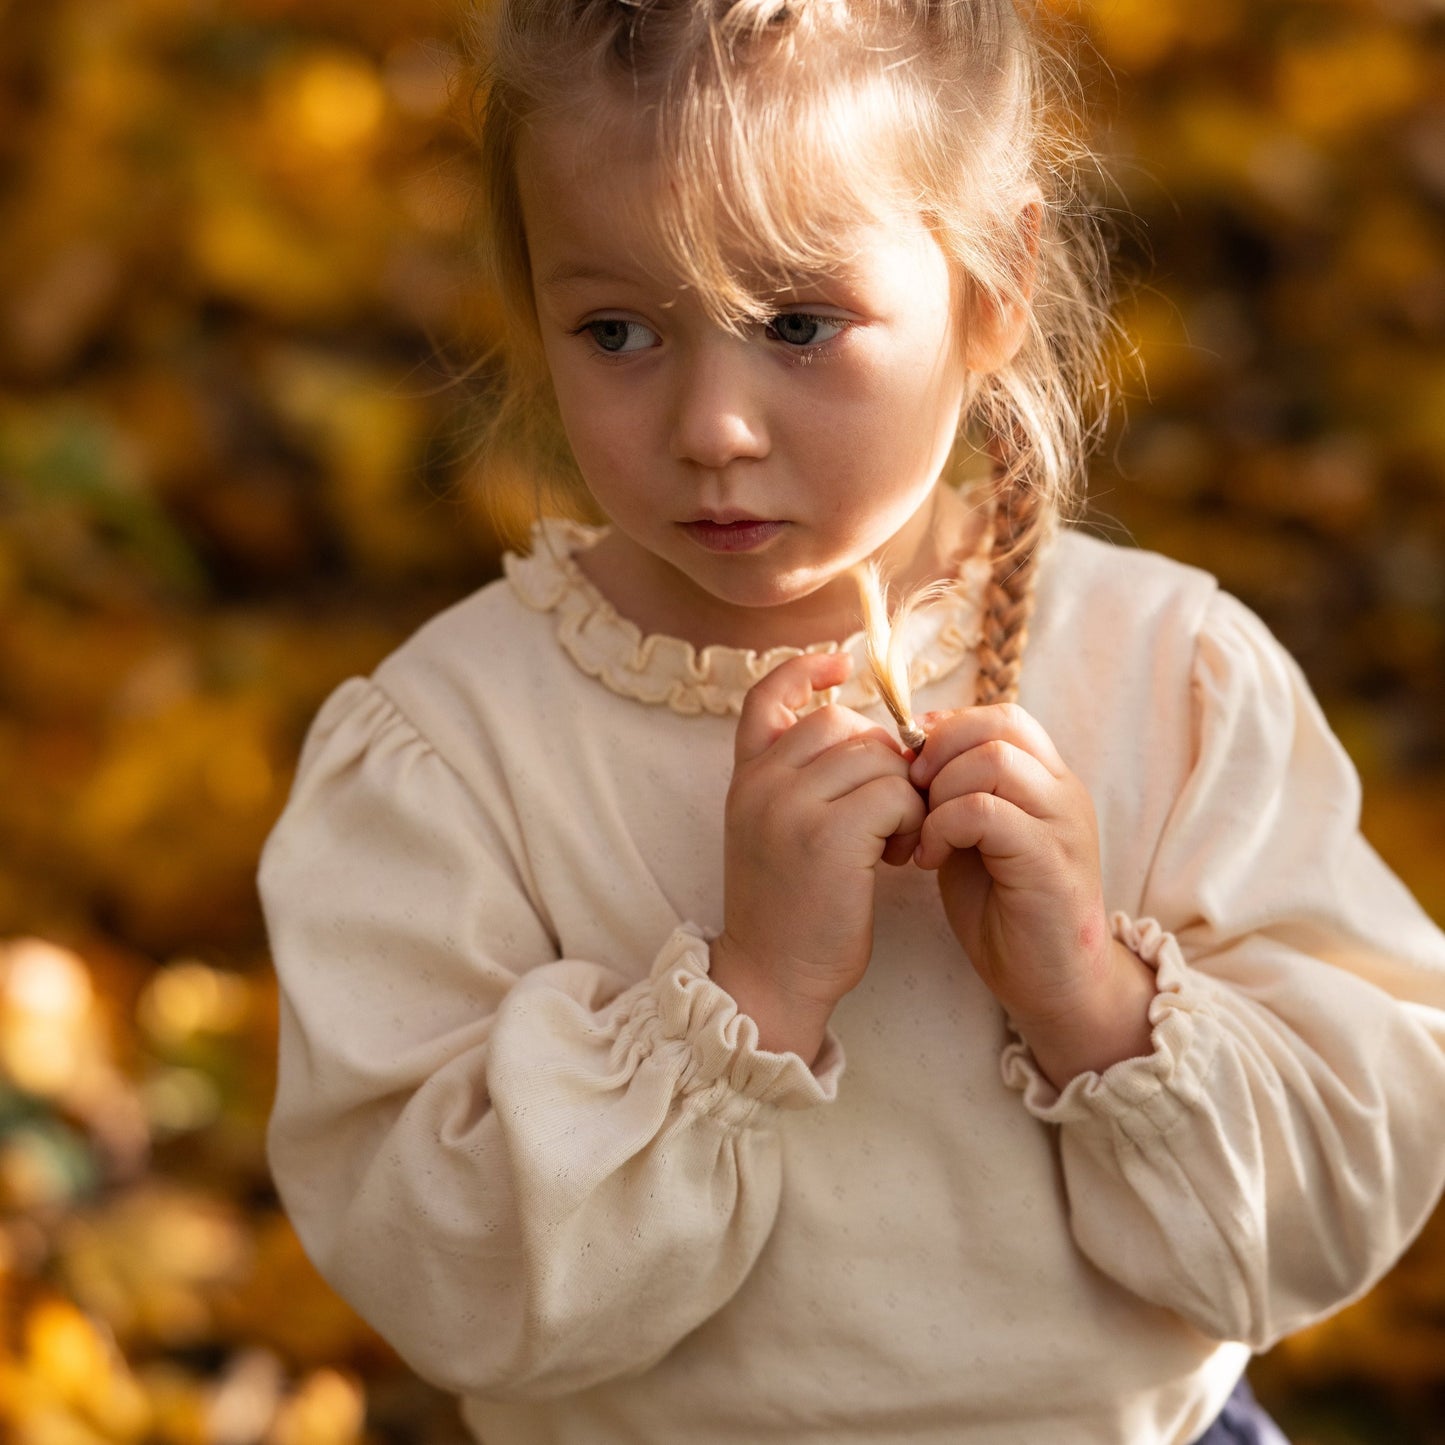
[580,319,658,354]
[765,313,848,348]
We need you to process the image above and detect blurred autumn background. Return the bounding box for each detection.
[0,0,1442,1441]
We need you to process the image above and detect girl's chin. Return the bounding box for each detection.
[681,562,873,631]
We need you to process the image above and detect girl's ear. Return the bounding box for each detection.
[963,199,1042,375]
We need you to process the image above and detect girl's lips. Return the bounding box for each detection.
[680,519,787,553]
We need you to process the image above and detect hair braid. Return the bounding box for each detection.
[973,466,1045,707]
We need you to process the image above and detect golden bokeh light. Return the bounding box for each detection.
[1,941,97,1099]
[137,962,252,1047]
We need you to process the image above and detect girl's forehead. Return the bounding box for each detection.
[516,111,657,217]
[515,107,925,303]
[515,117,685,287]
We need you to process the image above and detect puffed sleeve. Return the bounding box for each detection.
[259,678,843,1401]
[1001,589,1445,1349]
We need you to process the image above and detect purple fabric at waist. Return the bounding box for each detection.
[1189,1375,1290,1445]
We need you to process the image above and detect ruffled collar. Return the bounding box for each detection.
[503,517,989,718]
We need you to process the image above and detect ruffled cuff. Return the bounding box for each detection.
[999,912,1222,1134]
[608,924,845,1126]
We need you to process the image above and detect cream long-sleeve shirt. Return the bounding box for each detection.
[259,519,1445,1445]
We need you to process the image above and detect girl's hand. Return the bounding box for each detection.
[909,704,1156,1087]
[709,652,926,1066]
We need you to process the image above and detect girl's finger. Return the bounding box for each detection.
[767,700,902,771]
[914,790,1041,872]
[909,702,1068,788]
[881,824,923,868]
[926,738,1062,821]
[734,652,853,765]
[833,775,928,859]
[797,733,913,804]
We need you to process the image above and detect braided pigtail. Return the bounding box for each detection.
[974,454,1049,708]
[854,457,1048,734]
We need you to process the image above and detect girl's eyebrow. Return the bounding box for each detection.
[539,263,635,291]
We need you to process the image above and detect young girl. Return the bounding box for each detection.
[258,2,1445,1442]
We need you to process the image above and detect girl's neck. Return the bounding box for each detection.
[574,484,986,655]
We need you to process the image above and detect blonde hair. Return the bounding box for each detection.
[463,0,1114,707]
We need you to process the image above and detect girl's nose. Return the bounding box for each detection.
[668,340,769,470]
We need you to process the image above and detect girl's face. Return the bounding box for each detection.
[517,114,983,648]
